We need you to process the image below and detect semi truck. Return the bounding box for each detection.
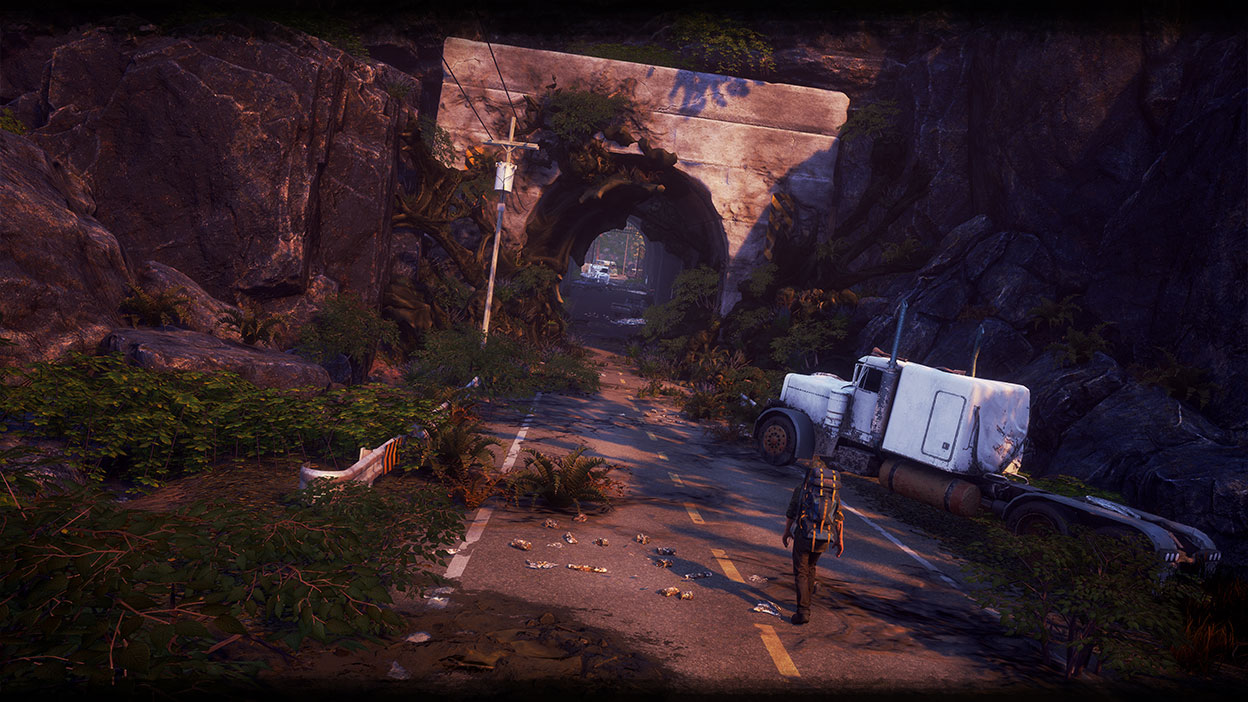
[753,301,1221,573]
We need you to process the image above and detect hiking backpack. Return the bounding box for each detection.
[796,458,844,548]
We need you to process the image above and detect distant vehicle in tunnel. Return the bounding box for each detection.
[585,263,612,285]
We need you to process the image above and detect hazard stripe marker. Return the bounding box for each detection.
[755,623,800,677]
[709,548,745,583]
[683,502,704,525]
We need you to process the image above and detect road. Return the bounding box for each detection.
[444,281,1045,694]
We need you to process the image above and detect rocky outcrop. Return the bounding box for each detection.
[20,23,403,322]
[0,130,131,365]
[98,328,330,390]
[134,261,243,343]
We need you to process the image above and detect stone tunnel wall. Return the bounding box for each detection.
[436,37,849,313]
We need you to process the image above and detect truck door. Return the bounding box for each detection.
[845,363,884,446]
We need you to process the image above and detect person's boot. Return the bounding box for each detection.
[791,611,809,625]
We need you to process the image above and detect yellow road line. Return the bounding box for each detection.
[646,431,658,442]
[754,624,800,677]
[710,548,745,583]
[683,502,704,525]
[669,471,684,486]
[657,452,668,461]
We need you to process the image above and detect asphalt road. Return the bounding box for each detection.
[442,282,1046,693]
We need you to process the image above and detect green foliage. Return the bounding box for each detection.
[1048,323,1112,366]
[0,476,462,690]
[418,116,455,169]
[966,524,1190,679]
[297,293,399,384]
[385,80,411,101]
[0,312,15,349]
[0,353,436,487]
[0,108,27,135]
[1023,473,1126,504]
[880,236,925,265]
[1028,294,1082,330]
[216,302,284,347]
[838,100,901,144]
[670,13,775,75]
[567,41,684,69]
[263,11,369,57]
[740,262,777,300]
[769,317,848,370]
[417,409,502,485]
[1132,348,1219,409]
[407,325,600,397]
[683,348,780,434]
[1171,570,1248,674]
[118,284,192,328]
[540,89,631,153]
[509,446,621,513]
[641,266,719,341]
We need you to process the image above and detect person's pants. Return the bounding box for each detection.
[792,537,830,615]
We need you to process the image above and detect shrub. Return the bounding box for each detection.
[0,475,462,691]
[1028,294,1082,330]
[567,41,685,69]
[408,325,533,397]
[837,100,900,144]
[966,524,1190,679]
[1172,570,1248,674]
[216,302,284,347]
[1132,348,1219,409]
[509,447,621,513]
[769,317,847,370]
[642,266,719,342]
[297,293,399,385]
[118,284,192,328]
[0,108,26,135]
[539,89,631,154]
[1047,323,1112,366]
[669,13,775,75]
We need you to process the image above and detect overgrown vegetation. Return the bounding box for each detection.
[1130,348,1220,410]
[838,99,901,144]
[296,293,399,385]
[0,472,461,691]
[407,324,599,398]
[216,301,284,347]
[0,108,27,135]
[668,13,775,75]
[1047,323,1112,366]
[509,446,622,513]
[118,284,192,329]
[566,41,684,69]
[0,353,435,488]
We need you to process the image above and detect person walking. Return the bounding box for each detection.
[782,456,845,625]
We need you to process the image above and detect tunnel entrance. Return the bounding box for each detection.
[526,165,728,349]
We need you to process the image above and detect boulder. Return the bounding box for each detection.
[98,328,329,390]
[0,130,131,365]
[24,24,400,317]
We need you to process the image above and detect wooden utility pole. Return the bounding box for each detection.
[480,116,539,343]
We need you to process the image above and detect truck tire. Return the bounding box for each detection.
[757,415,797,466]
[1006,502,1072,536]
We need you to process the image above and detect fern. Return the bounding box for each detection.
[217,302,284,347]
[118,284,192,328]
[510,447,620,513]
[1029,294,1082,330]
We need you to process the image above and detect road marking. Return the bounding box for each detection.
[841,499,961,589]
[683,502,705,525]
[646,431,658,442]
[445,393,543,579]
[657,452,668,461]
[669,471,684,486]
[709,548,745,583]
[754,624,799,677]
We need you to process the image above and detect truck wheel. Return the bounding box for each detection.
[1006,502,1071,536]
[757,415,797,466]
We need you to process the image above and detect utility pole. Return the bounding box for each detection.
[480,116,539,344]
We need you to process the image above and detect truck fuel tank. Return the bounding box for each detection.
[879,459,982,518]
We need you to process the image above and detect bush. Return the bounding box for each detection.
[966,524,1191,679]
[0,475,462,691]
[0,353,436,487]
[641,266,719,343]
[118,284,192,328]
[1048,323,1112,366]
[1172,570,1248,674]
[217,302,284,347]
[509,447,622,513]
[297,293,399,385]
[669,13,775,75]
[768,317,847,370]
[539,89,631,154]
[1131,348,1219,409]
[0,108,27,135]
[408,325,600,398]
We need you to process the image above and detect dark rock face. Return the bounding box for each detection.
[135,261,243,343]
[0,130,131,364]
[98,328,330,390]
[23,26,401,317]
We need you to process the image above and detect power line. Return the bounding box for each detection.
[486,40,523,128]
[442,56,494,141]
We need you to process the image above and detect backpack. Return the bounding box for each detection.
[796,458,844,548]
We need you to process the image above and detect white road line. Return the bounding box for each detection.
[445,392,543,579]
[841,499,961,589]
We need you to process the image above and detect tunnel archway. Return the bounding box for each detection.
[523,161,729,311]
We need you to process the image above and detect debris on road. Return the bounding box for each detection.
[653,558,673,568]
[525,560,558,569]
[405,631,432,644]
[635,534,650,544]
[543,518,559,528]
[680,591,694,600]
[387,661,411,680]
[442,546,462,556]
[510,538,533,551]
[547,542,564,549]
[659,587,681,597]
[593,538,609,547]
[656,547,676,555]
[748,575,770,583]
[567,564,608,573]
[752,601,783,618]
[683,572,713,580]
[425,596,449,609]
[574,513,588,523]
[563,532,579,544]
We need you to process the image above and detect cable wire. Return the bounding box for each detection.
[486,40,523,128]
[442,56,494,141]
